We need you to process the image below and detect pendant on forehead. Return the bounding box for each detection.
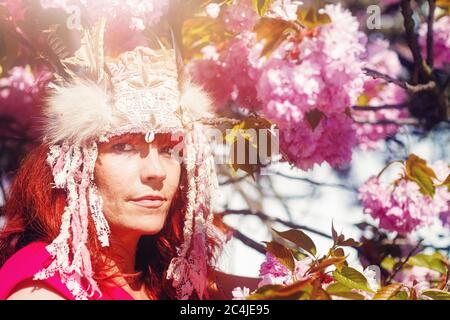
[145,130,155,143]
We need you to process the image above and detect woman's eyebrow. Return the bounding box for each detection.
[109,134,144,144]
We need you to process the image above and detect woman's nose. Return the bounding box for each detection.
[140,148,167,181]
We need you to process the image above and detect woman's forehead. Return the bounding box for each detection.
[106,132,184,144]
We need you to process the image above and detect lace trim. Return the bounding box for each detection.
[35,141,110,300]
[166,123,224,300]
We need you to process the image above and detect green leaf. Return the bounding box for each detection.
[436,174,450,192]
[252,0,274,16]
[422,289,450,300]
[436,0,450,12]
[308,256,347,274]
[225,116,275,179]
[408,253,448,274]
[381,256,396,272]
[331,222,338,243]
[264,241,296,272]
[292,249,308,261]
[331,248,345,257]
[404,154,438,197]
[392,290,410,300]
[326,282,351,294]
[373,283,403,300]
[181,16,229,60]
[333,266,374,293]
[254,18,300,57]
[274,229,317,256]
[297,6,332,29]
[339,238,362,248]
[247,278,314,300]
[326,283,365,300]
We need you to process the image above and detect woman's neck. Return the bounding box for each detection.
[110,232,140,274]
[107,231,150,299]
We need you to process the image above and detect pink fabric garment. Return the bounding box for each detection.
[0,241,134,300]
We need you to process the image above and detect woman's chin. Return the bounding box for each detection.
[121,214,168,236]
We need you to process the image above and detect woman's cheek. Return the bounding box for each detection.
[163,160,181,195]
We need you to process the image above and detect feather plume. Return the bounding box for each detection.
[43,80,126,145]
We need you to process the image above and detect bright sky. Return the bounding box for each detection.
[217,126,450,277]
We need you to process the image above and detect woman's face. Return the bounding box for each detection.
[95,133,182,239]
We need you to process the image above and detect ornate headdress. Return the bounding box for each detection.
[34,19,224,300]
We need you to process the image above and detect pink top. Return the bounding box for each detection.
[0,242,134,300]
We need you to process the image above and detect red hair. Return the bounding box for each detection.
[0,143,221,299]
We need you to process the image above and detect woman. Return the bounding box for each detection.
[0,21,259,300]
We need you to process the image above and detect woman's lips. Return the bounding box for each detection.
[130,195,166,209]
[130,199,165,209]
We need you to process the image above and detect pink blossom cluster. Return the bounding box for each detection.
[256,4,366,169]
[190,33,262,110]
[419,16,450,69]
[354,39,409,150]
[232,251,311,299]
[394,266,441,296]
[433,161,450,228]
[223,0,258,34]
[358,161,450,234]
[0,66,49,125]
[265,0,303,21]
[277,113,357,170]
[192,3,367,170]
[259,4,366,116]
[258,252,311,287]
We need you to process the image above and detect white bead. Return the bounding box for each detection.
[145,130,155,143]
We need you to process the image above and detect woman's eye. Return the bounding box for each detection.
[112,143,134,152]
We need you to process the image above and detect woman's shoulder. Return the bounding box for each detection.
[0,241,51,280]
[0,241,71,300]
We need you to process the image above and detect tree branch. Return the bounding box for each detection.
[353,117,420,126]
[400,0,427,83]
[352,104,410,111]
[427,0,436,69]
[223,222,266,254]
[385,239,423,283]
[269,171,357,192]
[220,209,333,240]
[364,68,435,93]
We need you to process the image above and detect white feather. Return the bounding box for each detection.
[180,80,215,121]
[43,80,124,145]
[43,79,216,145]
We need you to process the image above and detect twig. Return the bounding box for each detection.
[353,117,420,126]
[427,0,436,69]
[266,175,294,222]
[386,239,423,283]
[400,0,427,83]
[219,173,251,185]
[270,171,357,192]
[442,74,450,94]
[352,104,409,111]
[364,68,435,93]
[220,209,333,240]
[223,222,266,254]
